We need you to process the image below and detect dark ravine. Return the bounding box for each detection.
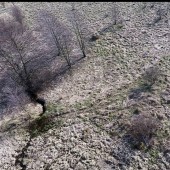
[14,92,47,169]
[26,89,47,116]
[36,97,47,116]
[15,136,32,170]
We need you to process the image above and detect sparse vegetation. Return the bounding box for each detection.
[148,148,159,164]
[46,102,65,114]
[73,99,93,111]
[27,113,63,138]
[27,102,67,137]
[0,2,169,170]
[128,65,161,100]
[0,5,92,115]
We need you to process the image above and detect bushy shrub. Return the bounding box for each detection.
[142,66,161,86]
[128,114,159,149]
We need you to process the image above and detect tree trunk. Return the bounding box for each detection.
[82,51,86,58]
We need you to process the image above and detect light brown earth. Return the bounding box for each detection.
[0,2,170,170]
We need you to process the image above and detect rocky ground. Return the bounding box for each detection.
[0,2,170,170]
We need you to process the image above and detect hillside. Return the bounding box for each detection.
[0,2,169,170]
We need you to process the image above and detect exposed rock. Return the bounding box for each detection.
[90,33,100,41]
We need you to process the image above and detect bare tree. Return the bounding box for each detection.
[66,4,91,58]
[0,10,53,115]
[36,10,73,67]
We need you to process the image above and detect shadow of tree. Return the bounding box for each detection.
[128,83,153,100]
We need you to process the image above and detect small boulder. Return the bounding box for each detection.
[90,32,100,41]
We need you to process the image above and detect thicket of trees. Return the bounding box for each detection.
[0,5,90,115]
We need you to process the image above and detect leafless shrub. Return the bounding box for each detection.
[66,4,91,58]
[36,9,74,67]
[142,66,161,86]
[128,114,159,149]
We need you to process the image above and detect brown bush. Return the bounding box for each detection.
[142,66,161,86]
[128,114,159,149]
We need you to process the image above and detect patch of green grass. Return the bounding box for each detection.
[156,126,170,140]
[27,114,63,138]
[148,148,159,164]
[108,112,117,121]
[83,99,94,108]
[74,102,82,110]
[137,75,151,88]
[46,103,65,114]
[95,45,111,58]
[115,24,124,30]
[73,99,94,111]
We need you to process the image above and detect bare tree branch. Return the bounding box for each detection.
[36,10,74,67]
[66,5,91,58]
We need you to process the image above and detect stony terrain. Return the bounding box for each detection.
[0,2,170,170]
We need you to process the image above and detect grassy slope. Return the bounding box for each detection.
[0,2,169,170]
